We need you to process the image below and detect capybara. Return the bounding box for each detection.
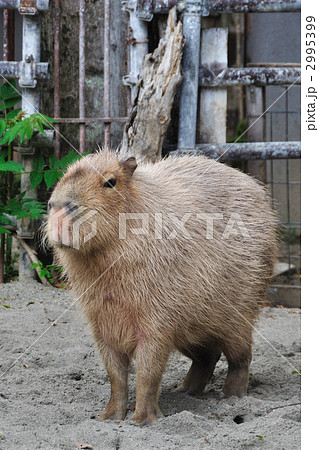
[46,150,277,425]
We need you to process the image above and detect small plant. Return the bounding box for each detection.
[29,261,65,286]
[0,80,51,233]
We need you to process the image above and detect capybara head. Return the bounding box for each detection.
[46,152,137,252]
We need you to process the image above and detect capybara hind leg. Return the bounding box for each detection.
[223,345,252,398]
[130,343,169,426]
[176,345,221,395]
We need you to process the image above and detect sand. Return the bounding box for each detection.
[0,280,300,449]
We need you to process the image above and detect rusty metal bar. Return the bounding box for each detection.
[0,0,50,11]
[54,0,61,158]
[199,67,301,87]
[79,0,86,154]
[171,141,301,160]
[104,0,111,148]
[54,117,128,123]
[136,0,301,18]
[3,9,15,60]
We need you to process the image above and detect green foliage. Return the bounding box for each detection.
[229,119,248,143]
[0,80,88,282]
[0,113,56,146]
[30,150,89,190]
[3,238,18,283]
[0,81,21,111]
[277,226,297,245]
[29,261,64,285]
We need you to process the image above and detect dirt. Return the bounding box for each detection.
[0,280,300,449]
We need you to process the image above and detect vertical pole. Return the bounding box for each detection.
[1,9,15,283]
[177,1,202,150]
[79,0,86,154]
[104,0,111,148]
[54,0,61,158]
[246,86,266,182]
[124,0,149,103]
[199,28,228,145]
[19,14,41,280]
[3,9,15,60]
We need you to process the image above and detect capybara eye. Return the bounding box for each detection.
[103,178,116,188]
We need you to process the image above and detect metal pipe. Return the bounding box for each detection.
[19,13,41,279]
[54,0,61,158]
[171,141,301,160]
[79,0,86,154]
[123,0,149,103]
[199,67,301,87]
[104,0,111,148]
[136,0,301,18]
[178,0,202,149]
[0,61,49,79]
[0,0,50,11]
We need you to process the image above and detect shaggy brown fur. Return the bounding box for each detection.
[46,150,277,425]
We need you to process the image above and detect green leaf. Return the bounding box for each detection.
[29,262,39,270]
[44,170,59,189]
[36,113,57,124]
[33,154,45,171]
[0,118,6,136]
[34,118,45,135]
[0,81,21,111]
[49,153,59,170]
[30,170,44,189]
[2,304,11,308]
[0,160,25,173]
[7,108,22,121]
[0,121,23,145]
[0,226,11,234]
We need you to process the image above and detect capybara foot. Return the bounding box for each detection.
[130,406,163,426]
[174,384,204,396]
[223,368,249,398]
[97,403,126,421]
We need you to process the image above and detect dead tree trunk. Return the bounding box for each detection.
[119,8,184,163]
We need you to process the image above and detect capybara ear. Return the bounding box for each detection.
[121,157,137,177]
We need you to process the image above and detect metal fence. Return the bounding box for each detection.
[0,0,301,305]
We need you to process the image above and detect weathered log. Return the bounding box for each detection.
[119,7,184,163]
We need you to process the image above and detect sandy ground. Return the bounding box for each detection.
[0,281,300,450]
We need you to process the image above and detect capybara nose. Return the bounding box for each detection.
[48,200,78,214]
[48,201,79,247]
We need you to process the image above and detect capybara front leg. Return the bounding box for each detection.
[176,344,221,395]
[98,359,129,421]
[130,344,169,426]
[92,329,130,421]
[223,345,252,398]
